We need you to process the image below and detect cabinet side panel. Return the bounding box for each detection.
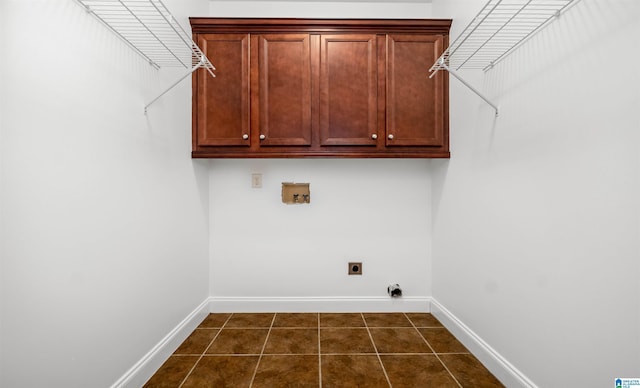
[387,34,444,147]
[197,34,250,147]
[320,34,377,146]
[258,34,312,146]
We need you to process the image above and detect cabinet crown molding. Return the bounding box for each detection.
[190,18,452,34]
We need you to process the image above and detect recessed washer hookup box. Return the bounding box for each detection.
[282,182,310,204]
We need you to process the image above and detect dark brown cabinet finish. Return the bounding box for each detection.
[195,34,249,147]
[386,34,445,147]
[255,34,312,146]
[320,34,378,146]
[191,18,451,158]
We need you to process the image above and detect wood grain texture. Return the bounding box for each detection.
[191,19,451,158]
[320,34,377,146]
[256,34,312,146]
[387,34,445,147]
[195,34,250,147]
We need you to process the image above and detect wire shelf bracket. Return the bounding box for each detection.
[76,0,215,114]
[429,0,582,117]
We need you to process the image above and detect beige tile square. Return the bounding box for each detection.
[264,329,318,354]
[173,329,219,355]
[181,356,258,388]
[321,355,388,388]
[406,313,443,328]
[225,313,274,328]
[439,354,505,387]
[272,313,318,328]
[370,328,432,354]
[320,328,375,354]
[419,328,469,353]
[381,355,458,388]
[320,313,365,327]
[198,313,232,328]
[252,355,319,387]
[363,313,412,327]
[206,329,268,355]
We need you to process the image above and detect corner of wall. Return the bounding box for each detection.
[429,0,640,386]
[111,299,211,388]
[1,0,211,386]
[430,299,536,388]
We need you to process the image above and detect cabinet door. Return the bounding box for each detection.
[386,34,445,147]
[256,34,312,146]
[320,34,377,146]
[195,34,250,146]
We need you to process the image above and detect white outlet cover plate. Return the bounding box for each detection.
[252,173,262,188]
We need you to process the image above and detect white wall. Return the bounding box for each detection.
[431,0,640,386]
[209,159,431,307]
[0,1,6,378]
[207,1,435,311]
[210,0,432,18]
[0,0,210,387]
[7,0,637,385]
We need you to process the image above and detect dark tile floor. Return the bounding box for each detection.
[144,312,504,387]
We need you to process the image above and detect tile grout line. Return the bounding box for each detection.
[361,313,393,388]
[317,313,322,388]
[403,313,463,388]
[165,313,473,387]
[177,313,233,388]
[175,351,471,356]
[248,313,277,387]
[169,351,475,357]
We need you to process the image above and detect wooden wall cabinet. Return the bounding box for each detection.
[256,33,312,147]
[195,33,249,147]
[319,34,378,147]
[191,18,451,158]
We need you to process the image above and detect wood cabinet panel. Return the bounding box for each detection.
[195,34,249,147]
[386,34,445,147]
[191,18,451,158]
[320,34,377,146]
[256,34,312,146]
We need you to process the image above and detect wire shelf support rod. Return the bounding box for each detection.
[76,0,216,113]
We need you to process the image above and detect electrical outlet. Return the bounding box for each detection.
[348,262,362,275]
[252,173,262,188]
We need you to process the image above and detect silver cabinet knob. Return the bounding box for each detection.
[259,134,266,140]
[388,134,394,140]
[242,134,249,140]
[371,134,378,140]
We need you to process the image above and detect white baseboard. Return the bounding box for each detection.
[208,296,432,313]
[430,298,537,388]
[111,296,534,388]
[108,296,428,387]
[110,298,210,388]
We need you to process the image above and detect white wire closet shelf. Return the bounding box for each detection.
[429,0,581,116]
[76,0,215,113]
